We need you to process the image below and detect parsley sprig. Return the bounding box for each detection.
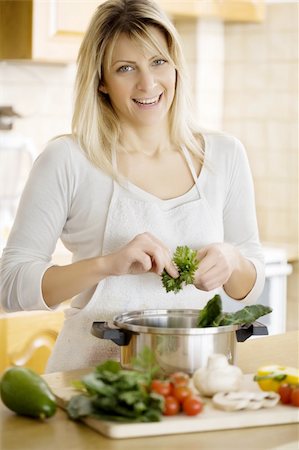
[161,245,199,293]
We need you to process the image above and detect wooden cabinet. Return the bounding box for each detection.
[0,0,265,62]
[0,0,100,62]
[0,310,64,375]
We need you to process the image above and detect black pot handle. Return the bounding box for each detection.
[236,321,268,342]
[91,321,133,346]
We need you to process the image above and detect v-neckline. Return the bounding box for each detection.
[113,133,209,204]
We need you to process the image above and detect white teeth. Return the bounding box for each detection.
[134,95,160,105]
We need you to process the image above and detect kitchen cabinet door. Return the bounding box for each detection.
[0,0,100,62]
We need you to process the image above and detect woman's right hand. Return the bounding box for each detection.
[104,232,179,278]
[42,232,178,308]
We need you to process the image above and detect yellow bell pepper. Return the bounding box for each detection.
[254,365,299,392]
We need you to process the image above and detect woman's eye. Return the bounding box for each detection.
[117,65,134,73]
[153,59,167,66]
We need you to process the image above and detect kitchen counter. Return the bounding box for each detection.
[1,331,299,450]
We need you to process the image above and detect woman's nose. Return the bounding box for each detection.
[136,69,156,91]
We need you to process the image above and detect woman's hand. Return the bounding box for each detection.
[194,243,256,300]
[104,232,179,278]
[194,243,237,291]
[42,232,178,308]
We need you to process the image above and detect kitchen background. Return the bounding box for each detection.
[0,0,298,348]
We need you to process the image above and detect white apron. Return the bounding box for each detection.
[46,146,223,373]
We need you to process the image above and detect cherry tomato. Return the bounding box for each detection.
[169,371,190,387]
[278,383,293,404]
[163,395,180,416]
[182,395,203,416]
[291,387,299,407]
[173,385,193,404]
[150,379,172,397]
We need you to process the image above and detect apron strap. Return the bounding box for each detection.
[181,145,202,199]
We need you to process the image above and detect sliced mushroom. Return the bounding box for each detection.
[212,391,280,411]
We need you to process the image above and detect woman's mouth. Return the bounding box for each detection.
[133,93,162,106]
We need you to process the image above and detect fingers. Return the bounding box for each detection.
[113,232,179,278]
[134,233,178,277]
[164,260,179,278]
[130,251,152,273]
[195,265,230,291]
[196,247,214,275]
[194,243,235,291]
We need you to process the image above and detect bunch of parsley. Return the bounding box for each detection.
[161,245,199,293]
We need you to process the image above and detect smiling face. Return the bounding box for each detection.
[99,26,176,130]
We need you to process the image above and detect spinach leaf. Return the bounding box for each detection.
[67,394,96,420]
[217,304,272,326]
[95,359,121,375]
[196,295,272,328]
[81,373,116,397]
[66,348,164,423]
[197,295,222,327]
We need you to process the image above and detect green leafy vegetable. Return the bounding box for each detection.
[197,294,222,327]
[130,346,159,381]
[196,294,272,328]
[161,245,199,293]
[217,304,273,326]
[66,348,164,423]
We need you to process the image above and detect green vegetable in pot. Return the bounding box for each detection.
[215,304,273,326]
[161,245,199,293]
[197,294,272,328]
[196,294,222,327]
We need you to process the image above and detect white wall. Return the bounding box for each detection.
[0,62,76,153]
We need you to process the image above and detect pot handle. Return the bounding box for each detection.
[91,321,133,346]
[236,321,268,342]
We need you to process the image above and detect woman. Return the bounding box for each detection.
[0,0,265,372]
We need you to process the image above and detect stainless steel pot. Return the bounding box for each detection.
[91,309,268,375]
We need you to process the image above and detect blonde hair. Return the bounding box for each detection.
[72,0,203,177]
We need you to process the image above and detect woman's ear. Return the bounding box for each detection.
[99,83,108,94]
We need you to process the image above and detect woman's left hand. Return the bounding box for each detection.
[193,243,238,291]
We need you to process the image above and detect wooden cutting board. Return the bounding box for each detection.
[50,374,299,439]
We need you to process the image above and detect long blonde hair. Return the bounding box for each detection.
[72,0,203,176]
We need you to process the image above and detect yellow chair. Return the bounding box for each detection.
[0,310,64,375]
[8,329,58,374]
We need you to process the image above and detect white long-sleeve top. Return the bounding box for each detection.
[0,131,265,312]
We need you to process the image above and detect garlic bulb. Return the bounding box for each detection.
[192,353,243,397]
